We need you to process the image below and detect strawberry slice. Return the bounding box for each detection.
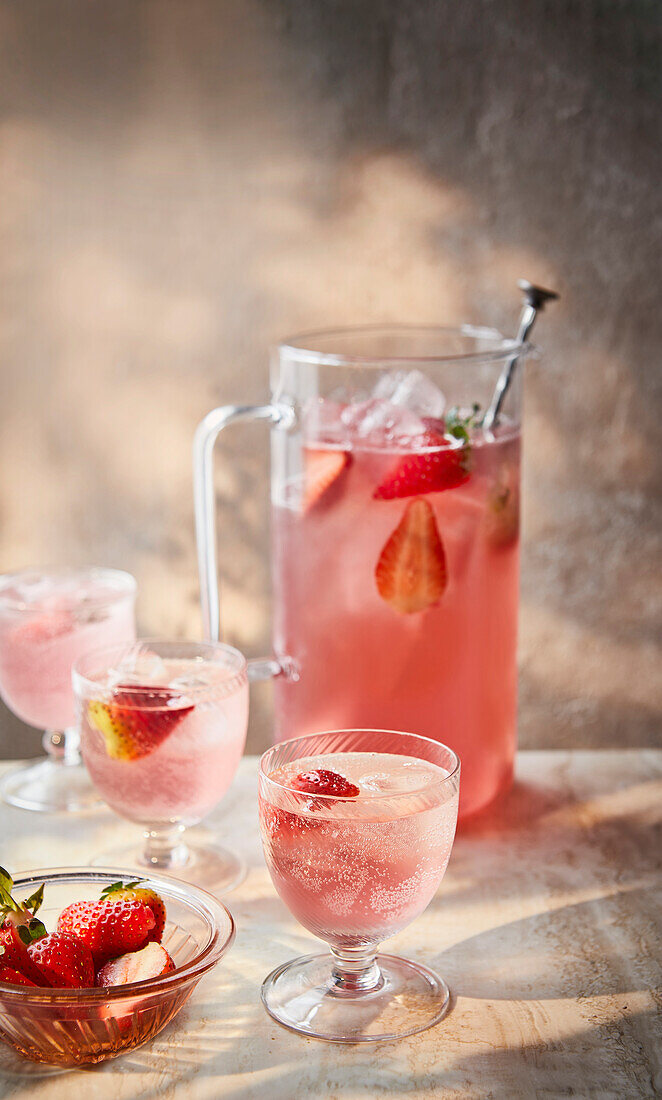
[375,497,448,614]
[303,448,350,511]
[95,942,175,987]
[291,769,360,798]
[373,428,469,500]
[87,685,194,761]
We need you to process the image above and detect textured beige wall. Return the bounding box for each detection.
[0,0,660,757]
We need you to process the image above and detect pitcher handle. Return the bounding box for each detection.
[193,403,296,682]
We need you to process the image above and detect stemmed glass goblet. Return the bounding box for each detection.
[0,567,137,813]
[73,639,249,893]
[259,728,460,1042]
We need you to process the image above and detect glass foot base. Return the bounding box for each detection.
[261,952,451,1042]
[89,840,246,896]
[0,760,104,814]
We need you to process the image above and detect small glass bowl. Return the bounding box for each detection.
[0,867,235,1066]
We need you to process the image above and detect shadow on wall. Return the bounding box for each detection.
[0,0,659,758]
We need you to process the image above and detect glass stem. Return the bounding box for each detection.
[140,824,189,870]
[43,727,81,767]
[330,946,383,995]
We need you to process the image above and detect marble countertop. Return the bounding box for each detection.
[0,750,660,1099]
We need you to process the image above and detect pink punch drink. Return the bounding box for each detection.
[73,640,249,891]
[272,385,520,820]
[261,748,458,946]
[76,649,248,825]
[0,569,136,732]
[257,729,460,1042]
[194,324,528,825]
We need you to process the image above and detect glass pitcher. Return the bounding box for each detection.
[194,325,528,820]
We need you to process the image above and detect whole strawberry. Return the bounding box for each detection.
[57,897,155,967]
[99,880,166,943]
[27,932,94,988]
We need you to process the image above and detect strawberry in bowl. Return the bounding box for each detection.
[0,867,234,1065]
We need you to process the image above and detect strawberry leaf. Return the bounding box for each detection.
[22,883,44,916]
[445,403,481,446]
[0,867,13,894]
[101,879,143,898]
[17,918,46,945]
[0,882,21,916]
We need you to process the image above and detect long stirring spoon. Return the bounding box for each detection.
[482,279,559,431]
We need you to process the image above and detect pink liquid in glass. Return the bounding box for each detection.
[0,572,136,731]
[272,401,520,820]
[79,657,249,825]
[260,751,458,947]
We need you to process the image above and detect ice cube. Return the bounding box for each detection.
[373,369,446,419]
[340,399,426,446]
[303,398,350,445]
[111,650,169,687]
[358,772,401,794]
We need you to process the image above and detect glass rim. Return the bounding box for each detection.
[0,867,235,1003]
[259,728,460,803]
[276,323,528,368]
[72,637,248,701]
[0,566,137,613]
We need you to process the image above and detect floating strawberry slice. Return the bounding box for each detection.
[87,685,194,761]
[303,448,351,511]
[291,769,360,798]
[95,941,175,987]
[375,497,447,614]
[373,428,469,500]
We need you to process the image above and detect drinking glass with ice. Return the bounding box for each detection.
[73,639,249,892]
[0,567,136,813]
[259,728,460,1042]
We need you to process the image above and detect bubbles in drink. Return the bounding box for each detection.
[260,750,458,946]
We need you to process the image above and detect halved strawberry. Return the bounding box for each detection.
[303,448,350,511]
[0,965,38,987]
[373,429,469,500]
[100,880,165,943]
[291,769,360,798]
[57,897,156,967]
[375,497,448,614]
[87,685,194,761]
[95,942,175,987]
[27,931,95,989]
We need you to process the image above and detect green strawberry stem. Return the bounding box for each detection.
[101,879,143,899]
[445,403,482,446]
